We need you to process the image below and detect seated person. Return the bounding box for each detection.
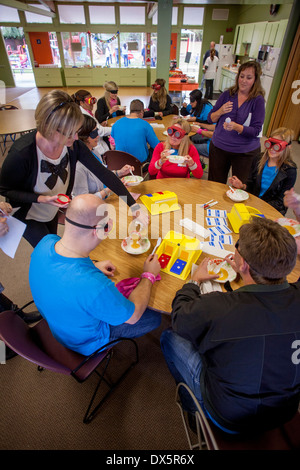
[143,79,173,118]
[73,115,133,199]
[148,118,203,180]
[95,81,125,125]
[284,188,300,255]
[161,217,300,434]
[72,89,112,155]
[29,194,161,356]
[229,127,297,215]
[190,122,215,160]
[111,99,160,163]
[180,89,213,123]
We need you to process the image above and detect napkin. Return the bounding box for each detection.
[200,241,234,259]
[116,274,161,298]
[200,280,222,294]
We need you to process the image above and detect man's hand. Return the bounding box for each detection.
[191,258,219,284]
[143,253,161,277]
[94,260,116,276]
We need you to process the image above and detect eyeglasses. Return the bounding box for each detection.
[65,216,109,233]
[167,126,187,139]
[264,138,290,152]
[151,83,161,90]
[89,128,99,139]
[84,96,97,105]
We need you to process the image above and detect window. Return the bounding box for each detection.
[152,7,178,26]
[0,5,20,22]
[89,6,115,24]
[183,7,204,26]
[25,4,53,24]
[119,6,145,25]
[179,29,203,82]
[58,5,85,24]
[119,33,145,68]
[61,32,91,67]
[91,33,119,67]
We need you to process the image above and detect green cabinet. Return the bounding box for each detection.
[33,68,63,87]
[263,21,279,46]
[274,19,288,47]
[249,22,267,59]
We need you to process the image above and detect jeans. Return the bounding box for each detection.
[160,328,204,413]
[109,308,161,342]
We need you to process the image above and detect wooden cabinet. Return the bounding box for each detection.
[33,68,63,87]
[64,67,93,86]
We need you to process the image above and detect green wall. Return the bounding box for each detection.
[236,3,293,24]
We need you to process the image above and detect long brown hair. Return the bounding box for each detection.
[164,118,191,155]
[151,78,168,110]
[229,61,265,101]
[258,127,296,174]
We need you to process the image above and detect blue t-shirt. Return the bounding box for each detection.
[185,102,212,121]
[259,163,278,197]
[111,117,160,163]
[29,235,134,355]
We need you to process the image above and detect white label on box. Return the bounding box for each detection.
[208,225,232,236]
[210,234,233,245]
[206,217,228,227]
[206,209,227,218]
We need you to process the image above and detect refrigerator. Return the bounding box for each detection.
[214,44,235,92]
[260,47,281,103]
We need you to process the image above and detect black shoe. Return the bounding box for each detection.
[16,310,42,324]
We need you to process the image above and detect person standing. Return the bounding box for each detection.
[200,41,219,93]
[207,61,265,184]
[203,48,219,100]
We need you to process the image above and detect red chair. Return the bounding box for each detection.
[175,383,300,450]
[0,310,138,424]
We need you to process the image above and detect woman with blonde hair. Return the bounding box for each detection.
[0,90,141,247]
[148,118,203,179]
[95,81,125,124]
[144,78,173,118]
[229,127,297,215]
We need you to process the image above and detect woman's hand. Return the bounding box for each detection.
[37,194,69,208]
[143,253,161,277]
[94,260,116,276]
[182,102,188,108]
[190,125,200,133]
[109,105,120,114]
[0,202,12,216]
[0,217,9,237]
[184,155,195,168]
[159,150,171,166]
[118,165,134,177]
[228,176,244,189]
[191,258,219,284]
[187,116,196,122]
[220,100,233,115]
[223,120,244,134]
[130,205,149,226]
[284,188,300,222]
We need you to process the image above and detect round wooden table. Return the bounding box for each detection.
[108,114,195,142]
[91,178,300,314]
[0,109,36,155]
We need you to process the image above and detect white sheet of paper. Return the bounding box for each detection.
[179,218,210,239]
[0,216,26,258]
[200,241,234,259]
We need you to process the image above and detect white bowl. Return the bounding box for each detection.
[122,175,144,187]
[168,155,186,164]
[226,189,249,202]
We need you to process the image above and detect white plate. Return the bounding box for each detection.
[226,188,249,202]
[122,176,144,187]
[275,217,300,237]
[168,155,186,164]
[121,237,150,255]
[207,258,237,283]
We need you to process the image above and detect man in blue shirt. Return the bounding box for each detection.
[29,194,161,356]
[111,99,160,163]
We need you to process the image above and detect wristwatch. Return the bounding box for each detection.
[186,280,200,287]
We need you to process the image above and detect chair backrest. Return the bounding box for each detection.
[103,150,144,176]
[171,104,179,115]
[0,311,109,381]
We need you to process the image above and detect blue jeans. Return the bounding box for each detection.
[109,308,161,341]
[194,142,209,158]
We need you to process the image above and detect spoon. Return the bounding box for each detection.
[151,237,162,255]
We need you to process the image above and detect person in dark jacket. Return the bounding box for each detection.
[161,217,300,435]
[0,90,143,248]
[229,127,297,215]
[143,78,173,118]
[95,81,125,124]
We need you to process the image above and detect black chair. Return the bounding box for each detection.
[103,150,148,177]
[0,310,139,424]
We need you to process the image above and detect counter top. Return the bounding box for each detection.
[222,66,238,74]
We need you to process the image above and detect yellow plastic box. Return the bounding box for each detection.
[227,203,264,233]
[140,190,181,215]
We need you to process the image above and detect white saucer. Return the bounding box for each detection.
[121,237,150,255]
[226,188,249,202]
[207,259,237,283]
[122,176,144,187]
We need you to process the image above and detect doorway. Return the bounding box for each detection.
[1,26,36,87]
[179,29,203,82]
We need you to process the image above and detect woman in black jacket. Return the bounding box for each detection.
[0,90,142,247]
[143,78,173,118]
[95,81,125,124]
[229,127,297,215]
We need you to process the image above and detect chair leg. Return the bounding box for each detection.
[83,340,139,424]
[175,383,219,450]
